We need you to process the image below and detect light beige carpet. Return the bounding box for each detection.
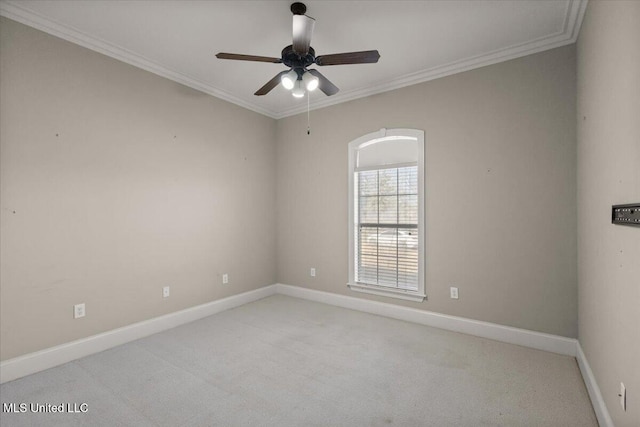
[0,294,597,426]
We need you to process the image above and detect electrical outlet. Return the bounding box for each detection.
[222,273,229,284]
[620,382,626,411]
[73,303,85,319]
[450,287,459,299]
[163,286,170,298]
[310,268,316,277]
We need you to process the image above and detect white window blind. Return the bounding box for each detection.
[355,165,418,290]
[348,128,425,302]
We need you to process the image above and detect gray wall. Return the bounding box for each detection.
[577,2,640,426]
[0,18,277,360]
[1,15,581,363]
[276,45,578,338]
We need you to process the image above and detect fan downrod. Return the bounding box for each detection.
[290,2,306,15]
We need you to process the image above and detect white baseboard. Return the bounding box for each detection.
[276,283,577,356]
[3,281,609,427]
[0,284,277,384]
[576,342,614,427]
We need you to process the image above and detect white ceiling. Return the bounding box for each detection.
[0,0,587,119]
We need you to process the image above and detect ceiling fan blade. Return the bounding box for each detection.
[315,50,380,66]
[255,71,288,96]
[307,69,339,96]
[216,53,282,63]
[292,15,315,55]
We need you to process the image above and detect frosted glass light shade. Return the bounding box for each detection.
[281,69,297,90]
[292,80,305,98]
[302,71,319,91]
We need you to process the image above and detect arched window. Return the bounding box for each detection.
[347,128,426,302]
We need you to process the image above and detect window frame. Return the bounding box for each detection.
[347,128,426,302]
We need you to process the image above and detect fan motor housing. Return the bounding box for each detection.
[281,45,315,69]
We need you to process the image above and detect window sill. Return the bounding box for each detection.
[347,283,426,302]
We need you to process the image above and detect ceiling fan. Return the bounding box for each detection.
[216,2,380,98]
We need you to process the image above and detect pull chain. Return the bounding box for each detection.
[307,92,311,135]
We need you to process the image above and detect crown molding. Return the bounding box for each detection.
[277,0,588,119]
[1,0,588,120]
[0,0,279,119]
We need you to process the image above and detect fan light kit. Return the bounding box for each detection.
[292,80,306,98]
[281,69,297,90]
[216,2,380,99]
